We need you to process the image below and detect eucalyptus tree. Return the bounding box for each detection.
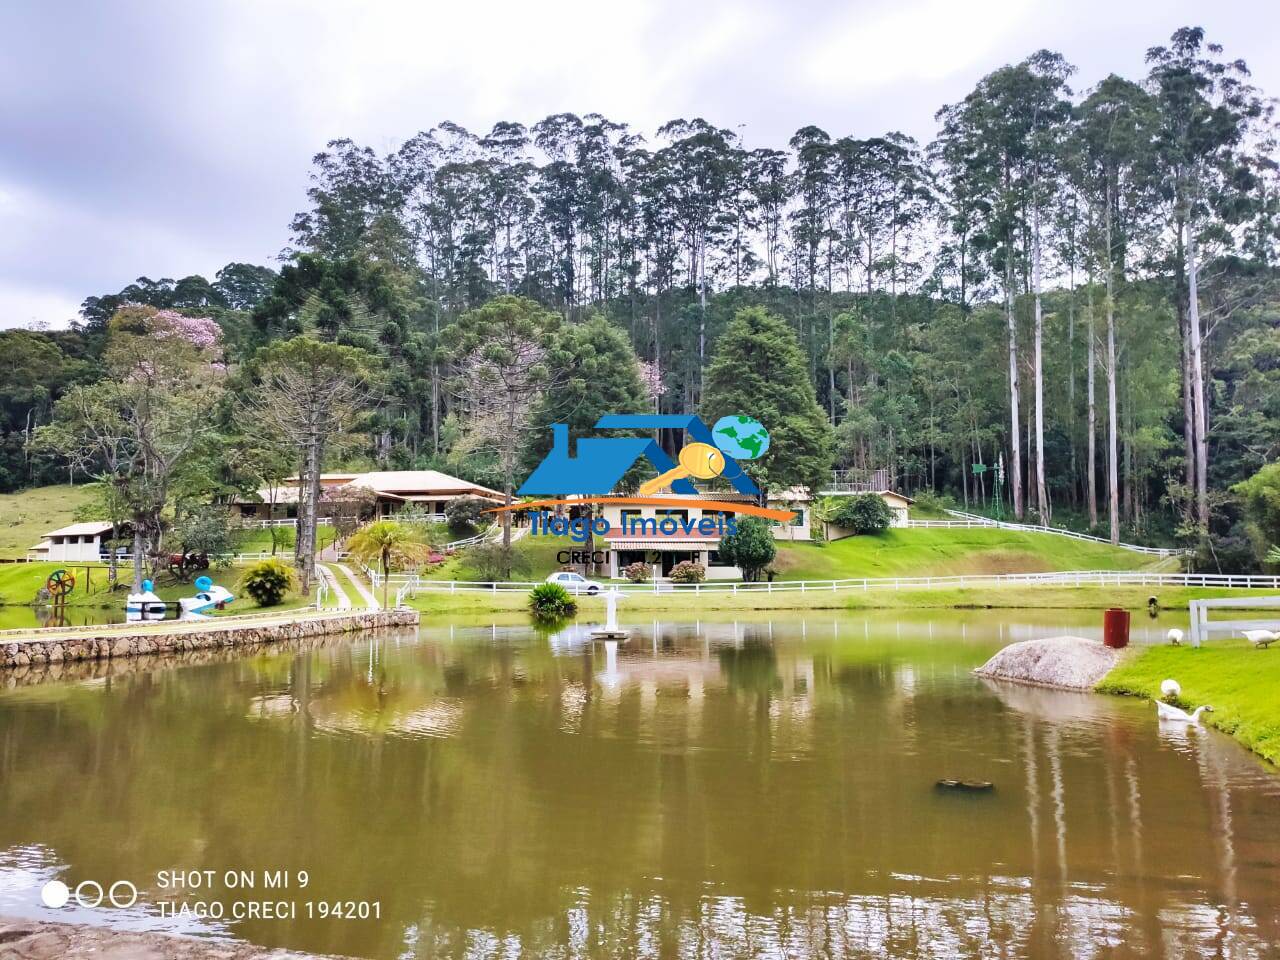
[746,148,791,284]
[935,52,1073,522]
[1146,27,1269,533]
[655,118,742,393]
[1074,75,1160,542]
[288,139,401,259]
[478,121,535,295]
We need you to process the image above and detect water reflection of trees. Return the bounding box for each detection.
[0,620,1277,959]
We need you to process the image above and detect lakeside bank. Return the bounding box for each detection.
[0,608,417,669]
[1099,640,1280,766]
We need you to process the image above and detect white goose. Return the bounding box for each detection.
[1167,628,1183,646]
[1241,628,1278,650]
[1160,678,1181,700]
[1155,700,1213,724]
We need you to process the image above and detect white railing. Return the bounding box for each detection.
[445,524,502,551]
[381,570,1280,596]
[1189,594,1280,646]
[906,519,995,528]
[938,510,1183,557]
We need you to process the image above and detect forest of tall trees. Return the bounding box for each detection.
[3,27,1278,571]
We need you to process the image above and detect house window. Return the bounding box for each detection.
[655,509,688,522]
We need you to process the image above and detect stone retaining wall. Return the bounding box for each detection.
[0,609,419,670]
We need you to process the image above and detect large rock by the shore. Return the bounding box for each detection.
[974,635,1118,690]
[0,916,355,959]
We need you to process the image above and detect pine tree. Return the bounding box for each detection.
[702,307,834,493]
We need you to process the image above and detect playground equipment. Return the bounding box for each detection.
[45,569,75,603]
[126,579,166,621]
[178,575,234,617]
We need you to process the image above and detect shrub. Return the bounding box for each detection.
[1234,463,1280,564]
[717,516,777,582]
[911,489,955,517]
[238,557,297,607]
[528,582,577,621]
[669,560,706,583]
[269,525,296,554]
[463,542,530,581]
[829,493,893,535]
[444,496,487,535]
[623,561,652,582]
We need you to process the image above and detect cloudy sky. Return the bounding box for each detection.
[2,0,1276,329]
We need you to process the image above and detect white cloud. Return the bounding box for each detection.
[803,0,1035,91]
[0,284,80,330]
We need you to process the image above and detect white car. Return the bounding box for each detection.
[545,571,603,596]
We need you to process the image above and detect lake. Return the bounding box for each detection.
[0,611,1277,959]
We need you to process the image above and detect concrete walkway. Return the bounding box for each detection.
[314,563,352,610]
[332,562,380,609]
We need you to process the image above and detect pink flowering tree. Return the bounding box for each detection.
[32,304,227,589]
[637,358,663,411]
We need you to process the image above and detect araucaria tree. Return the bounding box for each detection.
[240,337,380,590]
[33,306,227,589]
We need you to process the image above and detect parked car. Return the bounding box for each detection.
[545,571,603,595]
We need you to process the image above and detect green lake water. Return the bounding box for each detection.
[0,612,1277,958]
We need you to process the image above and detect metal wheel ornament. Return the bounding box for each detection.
[46,568,76,598]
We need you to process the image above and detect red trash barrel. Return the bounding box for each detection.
[1103,608,1130,649]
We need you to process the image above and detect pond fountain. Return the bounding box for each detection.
[589,586,629,639]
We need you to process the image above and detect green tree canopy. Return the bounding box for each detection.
[702,307,833,493]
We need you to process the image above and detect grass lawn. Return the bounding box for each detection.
[418,533,568,582]
[0,560,314,613]
[0,484,101,559]
[771,527,1170,580]
[236,524,336,555]
[1099,641,1280,766]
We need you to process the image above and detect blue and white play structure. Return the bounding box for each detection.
[126,579,166,620]
[179,575,235,617]
[125,575,236,622]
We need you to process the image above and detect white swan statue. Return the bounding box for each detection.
[1241,628,1278,650]
[1160,678,1181,700]
[1166,628,1183,646]
[1156,700,1213,723]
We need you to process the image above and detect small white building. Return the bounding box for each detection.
[28,521,121,562]
[820,490,915,538]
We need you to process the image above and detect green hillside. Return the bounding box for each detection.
[772,528,1171,580]
[0,484,102,559]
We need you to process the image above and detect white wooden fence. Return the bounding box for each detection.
[1188,594,1280,646]
[370,569,1280,599]
[916,510,1185,557]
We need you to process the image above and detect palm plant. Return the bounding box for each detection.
[345,520,433,607]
